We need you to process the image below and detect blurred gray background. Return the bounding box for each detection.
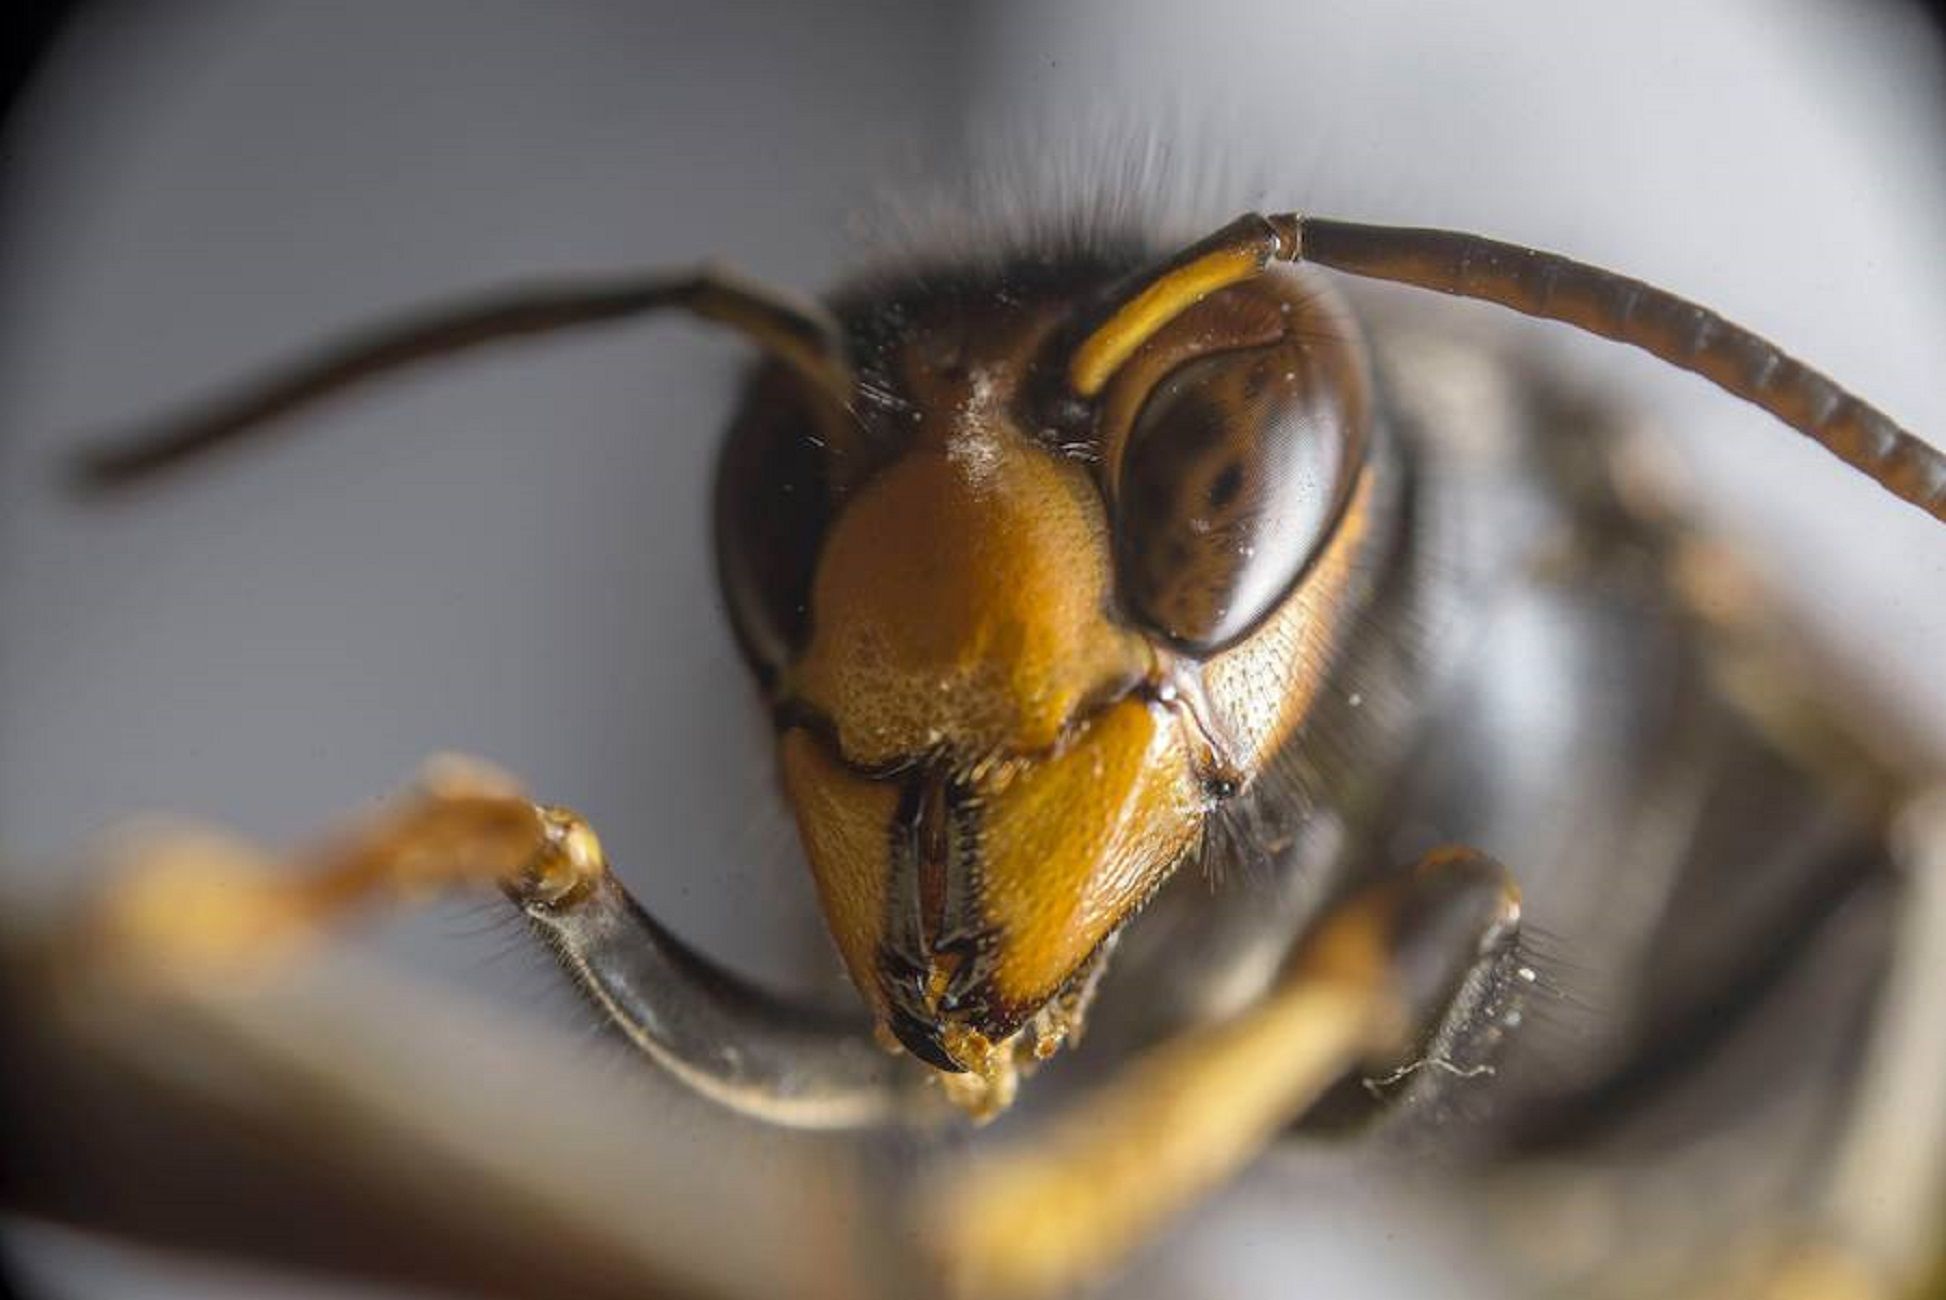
[2,2,1942,1296]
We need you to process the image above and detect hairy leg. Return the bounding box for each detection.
[82,756,932,1129]
[920,846,1523,1298]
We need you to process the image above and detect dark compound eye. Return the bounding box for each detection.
[714,364,841,683]
[1114,337,1366,654]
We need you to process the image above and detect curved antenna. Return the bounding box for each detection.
[1067,215,1296,397]
[71,267,860,489]
[1067,213,1944,523]
[1292,217,1943,521]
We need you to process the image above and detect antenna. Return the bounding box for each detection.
[1069,213,1943,522]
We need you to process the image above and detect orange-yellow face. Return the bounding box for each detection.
[781,417,1201,1074]
[714,248,1376,1099]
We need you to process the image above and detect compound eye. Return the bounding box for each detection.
[1114,338,1365,653]
[715,365,840,682]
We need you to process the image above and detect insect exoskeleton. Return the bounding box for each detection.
[38,194,1945,1297]
[65,198,1941,1141]
[715,242,1377,1106]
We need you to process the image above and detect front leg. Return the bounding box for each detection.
[920,847,1524,1299]
[515,866,932,1128]
[83,757,933,1130]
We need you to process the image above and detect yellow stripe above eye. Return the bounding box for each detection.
[1067,245,1269,398]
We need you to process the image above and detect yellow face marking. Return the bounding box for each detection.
[973,698,1203,1015]
[771,249,1381,1090]
[1069,244,1269,397]
[777,728,898,1013]
[793,434,1149,768]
